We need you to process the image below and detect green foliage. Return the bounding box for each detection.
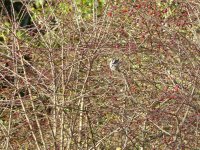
[35,0,46,8]
[58,2,71,14]
[75,0,105,19]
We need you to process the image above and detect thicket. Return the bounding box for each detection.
[0,0,200,149]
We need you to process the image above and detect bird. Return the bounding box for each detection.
[109,58,120,72]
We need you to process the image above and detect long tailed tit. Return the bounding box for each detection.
[109,58,120,72]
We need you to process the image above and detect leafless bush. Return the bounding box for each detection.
[0,0,199,149]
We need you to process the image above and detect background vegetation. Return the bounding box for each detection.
[0,0,200,149]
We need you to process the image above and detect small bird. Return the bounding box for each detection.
[109,58,120,72]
